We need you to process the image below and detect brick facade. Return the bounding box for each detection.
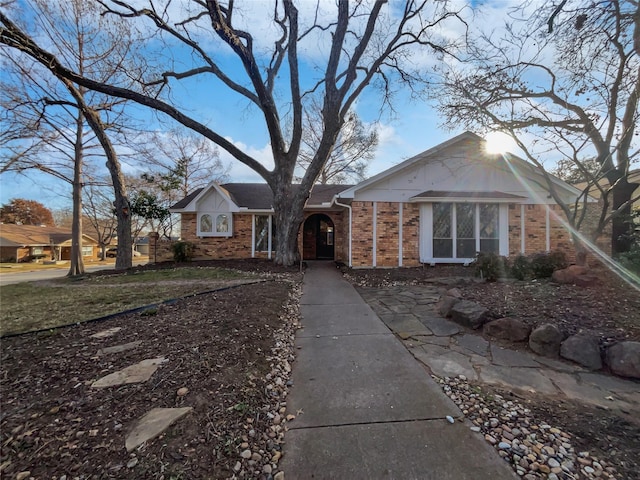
[155,201,583,267]
[350,201,580,268]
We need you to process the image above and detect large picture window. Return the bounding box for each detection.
[431,202,500,260]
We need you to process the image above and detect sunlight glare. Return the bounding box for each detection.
[485,132,517,154]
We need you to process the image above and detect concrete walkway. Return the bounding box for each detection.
[280,262,516,479]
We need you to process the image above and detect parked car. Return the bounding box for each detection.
[105,248,141,258]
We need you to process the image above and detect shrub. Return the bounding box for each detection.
[474,251,508,282]
[510,254,531,280]
[529,251,568,279]
[617,245,640,276]
[171,241,195,262]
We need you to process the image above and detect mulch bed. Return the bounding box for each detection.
[1,277,297,479]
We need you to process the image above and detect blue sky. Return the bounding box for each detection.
[0,0,519,211]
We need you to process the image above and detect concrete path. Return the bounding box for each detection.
[280,262,516,479]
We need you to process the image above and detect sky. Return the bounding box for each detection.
[0,0,524,211]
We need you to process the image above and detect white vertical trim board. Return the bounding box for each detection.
[398,202,403,267]
[372,202,377,267]
[267,215,272,260]
[251,214,256,258]
[499,204,509,256]
[520,204,526,254]
[545,206,551,252]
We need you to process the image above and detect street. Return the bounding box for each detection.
[0,260,149,286]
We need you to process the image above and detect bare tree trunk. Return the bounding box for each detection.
[68,110,85,276]
[610,178,639,255]
[272,185,305,266]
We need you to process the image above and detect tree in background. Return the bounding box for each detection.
[296,100,378,184]
[1,0,464,265]
[0,0,146,273]
[0,199,55,226]
[437,0,639,259]
[82,184,118,259]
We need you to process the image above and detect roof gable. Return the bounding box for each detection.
[338,131,586,204]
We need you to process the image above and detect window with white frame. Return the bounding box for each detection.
[82,246,93,256]
[198,212,232,236]
[430,202,500,260]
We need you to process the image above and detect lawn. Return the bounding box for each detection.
[0,267,255,336]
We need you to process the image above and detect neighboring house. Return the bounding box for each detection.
[0,224,99,263]
[164,132,592,267]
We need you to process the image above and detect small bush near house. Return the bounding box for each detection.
[474,251,508,282]
[529,251,568,279]
[510,254,531,280]
[171,241,195,262]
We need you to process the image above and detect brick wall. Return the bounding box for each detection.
[375,202,399,267]
[351,202,374,267]
[402,203,421,267]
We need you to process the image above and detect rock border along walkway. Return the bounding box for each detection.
[357,284,639,480]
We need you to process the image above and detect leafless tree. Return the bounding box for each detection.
[83,183,119,259]
[0,0,146,272]
[296,100,378,184]
[1,0,464,265]
[437,0,639,259]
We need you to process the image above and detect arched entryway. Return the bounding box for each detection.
[302,214,335,260]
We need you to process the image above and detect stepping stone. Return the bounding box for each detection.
[455,334,489,356]
[125,407,193,452]
[97,341,142,356]
[479,365,556,395]
[90,327,121,339]
[425,351,478,380]
[490,344,540,368]
[91,357,167,388]
[419,316,460,337]
[380,314,430,336]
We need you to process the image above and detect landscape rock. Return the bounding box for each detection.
[446,287,463,298]
[606,341,640,379]
[436,295,460,317]
[529,324,564,358]
[552,265,598,287]
[450,300,488,329]
[125,407,193,452]
[560,334,602,370]
[484,317,531,342]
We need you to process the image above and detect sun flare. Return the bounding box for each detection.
[485,132,517,154]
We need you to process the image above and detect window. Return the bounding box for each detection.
[200,214,213,233]
[255,215,269,252]
[82,246,93,257]
[431,202,500,259]
[31,247,43,255]
[216,214,229,233]
[198,212,232,236]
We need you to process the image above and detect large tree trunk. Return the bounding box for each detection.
[610,178,639,255]
[68,110,85,276]
[271,181,307,266]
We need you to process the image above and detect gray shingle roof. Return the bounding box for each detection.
[171,183,353,210]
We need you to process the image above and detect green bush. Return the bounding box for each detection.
[529,251,568,279]
[171,241,195,262]
[617,246,640,276]
[510,254,531,280]
[474,251,508,282]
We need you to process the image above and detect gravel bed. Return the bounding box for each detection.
[435,375,620,480]
[230,283,301,480]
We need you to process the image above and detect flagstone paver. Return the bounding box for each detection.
[360,284,640,414]
[96,341,142,356]
[125,407,193,452]
[91,357,167,388]
[90,327,122,339]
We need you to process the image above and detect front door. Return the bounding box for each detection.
[303,214,335,260]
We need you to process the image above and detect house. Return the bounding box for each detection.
[0,224,100,263]
[163,132,592,267]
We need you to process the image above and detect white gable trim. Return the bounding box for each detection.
[170,182,240,213]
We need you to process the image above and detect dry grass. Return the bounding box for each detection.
[0,267,255,336]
